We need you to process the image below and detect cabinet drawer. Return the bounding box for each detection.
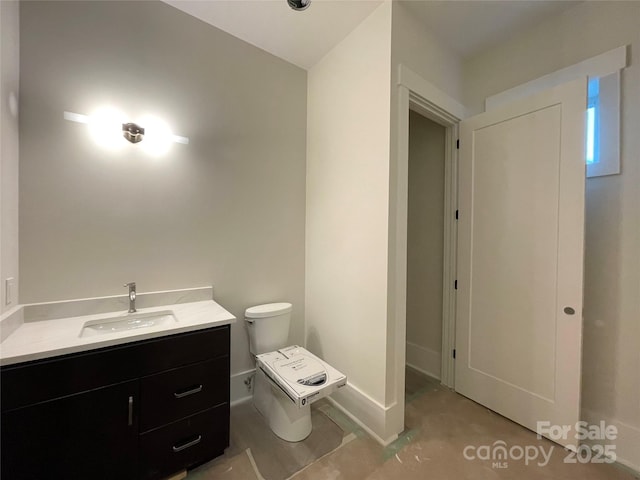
[139,404,229,480]
[140,356,229,432]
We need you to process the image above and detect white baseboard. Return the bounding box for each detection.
[328,382,398,446]
[231,368,400,447]
[581,408,640,474]
[230,368,255,406]
[406,341,441,379]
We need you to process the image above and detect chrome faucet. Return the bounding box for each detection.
[124,282,136,313]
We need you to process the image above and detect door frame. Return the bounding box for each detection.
[394,65,465,391]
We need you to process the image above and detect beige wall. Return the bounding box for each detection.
[306,2,393,441]
[0,1,19,313]
[391,2,463,105]
[18,1,307,376]
[406,111,445,378]
[463,1,640,469]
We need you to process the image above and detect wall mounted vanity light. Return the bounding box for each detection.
[63,109,189,155]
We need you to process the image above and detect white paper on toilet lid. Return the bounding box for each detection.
[257,345,347,408]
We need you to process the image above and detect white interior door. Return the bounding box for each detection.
[455,78,586,448]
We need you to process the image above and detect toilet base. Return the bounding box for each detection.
[253,368,312,442]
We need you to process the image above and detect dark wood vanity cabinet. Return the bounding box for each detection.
[2,379,140,479]
[1,325,230,480]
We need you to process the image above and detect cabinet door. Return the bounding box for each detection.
[1,380,138,480]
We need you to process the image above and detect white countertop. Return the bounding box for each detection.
[0,300,236,366]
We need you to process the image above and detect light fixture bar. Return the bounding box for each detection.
[63,111,89,124]
[171,135,189,145]
[63,110,190,145]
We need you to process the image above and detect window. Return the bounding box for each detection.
[586,77,599,165]
[585,71,620,177]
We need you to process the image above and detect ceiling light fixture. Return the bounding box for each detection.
[287,0,310,11]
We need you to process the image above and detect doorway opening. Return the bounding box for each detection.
[389,64,463,440]
[405,110,447,399]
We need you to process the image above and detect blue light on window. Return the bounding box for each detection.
[586,77,600,165]
[586,106,595,163]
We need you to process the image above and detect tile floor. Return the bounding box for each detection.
[189,368,639,480]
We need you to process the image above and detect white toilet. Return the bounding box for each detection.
[245,303,347,442]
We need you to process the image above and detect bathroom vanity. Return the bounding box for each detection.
[0,290,234,480]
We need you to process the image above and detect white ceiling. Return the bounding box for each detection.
[400,0,580,58]
[165,0,580,70]
[165,0,383,70]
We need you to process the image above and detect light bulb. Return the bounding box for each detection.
[138,115,172,156]
[89,107,127,150]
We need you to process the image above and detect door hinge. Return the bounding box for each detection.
[456,139,460,149]
[454,280,458,290]
[453,349,456,359]
[455,210,459,220]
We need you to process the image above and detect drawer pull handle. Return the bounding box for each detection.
[174,384,203,399]
[128,396,133,426]
[172,435,202,453]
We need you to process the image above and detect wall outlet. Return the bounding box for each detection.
[5,277,15,306]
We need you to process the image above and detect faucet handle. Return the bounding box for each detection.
[123,282,136,288]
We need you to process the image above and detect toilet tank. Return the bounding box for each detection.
[245,303,292,355]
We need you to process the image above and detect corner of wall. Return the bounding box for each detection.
[0,0,20,313]
[305,0,395,440]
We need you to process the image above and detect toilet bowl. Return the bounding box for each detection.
[245,303,347,442]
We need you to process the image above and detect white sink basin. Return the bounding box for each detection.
[79,310,177,338]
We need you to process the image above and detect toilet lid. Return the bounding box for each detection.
[272,354,327,387]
